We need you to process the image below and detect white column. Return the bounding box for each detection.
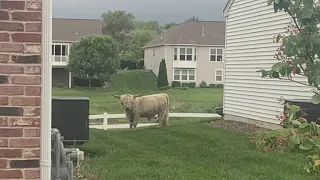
[40,0,52,179]
[68,71,72,88]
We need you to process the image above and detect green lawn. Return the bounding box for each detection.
[80,118,314,180]
[53,87,223,115]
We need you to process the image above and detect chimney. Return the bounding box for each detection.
[202,26,205,36]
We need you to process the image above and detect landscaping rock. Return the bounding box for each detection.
[211,120,266,134]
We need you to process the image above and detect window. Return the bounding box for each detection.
[52,44,69,62]
[194,48,197,61]
[215,70,223,82]
[174,48,178,60]
[173,68,196,81]
[210,48,223,62]
[173,47,196,61]
[152,49,155,56]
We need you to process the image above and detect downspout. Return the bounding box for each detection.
[222,12,228,116]
[40,0,52,179]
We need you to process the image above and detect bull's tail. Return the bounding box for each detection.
[164,94,169,126]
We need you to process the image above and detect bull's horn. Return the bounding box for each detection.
[112,94,121,98]
[133,94,142,98]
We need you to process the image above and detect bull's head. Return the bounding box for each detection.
[112,94,142,111]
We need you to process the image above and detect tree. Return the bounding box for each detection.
[134,20,163,34]
[186,16,199,22]
[123,29,153,63]
[101,10,136,56]
[163,22,178,30]
[157,59,169,88]
[67,35,119,87]
[259,0,320,104]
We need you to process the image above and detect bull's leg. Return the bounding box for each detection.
[164,108,169,126]
[129,119,134,131]
[158,112,166,127]
[132,114,140,130]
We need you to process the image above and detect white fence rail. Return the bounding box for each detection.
[89,113,221,130]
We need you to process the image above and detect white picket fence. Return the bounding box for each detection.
[89,113,221,130]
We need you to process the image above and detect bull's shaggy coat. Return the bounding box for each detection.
[112,93,169,130]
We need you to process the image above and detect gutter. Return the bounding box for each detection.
[40,0,52,179]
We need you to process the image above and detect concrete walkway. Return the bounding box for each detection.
[90,123,158,130]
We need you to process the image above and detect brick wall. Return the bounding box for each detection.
[0,0,42,179]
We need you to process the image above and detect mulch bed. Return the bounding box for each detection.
[211,120,267,134]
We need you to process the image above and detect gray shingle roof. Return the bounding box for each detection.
[145,21,226,48]
[52,18,102,42]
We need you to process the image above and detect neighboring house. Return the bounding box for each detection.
[222,0,313,129]
[144,21,225,86]
[52,18,102,87]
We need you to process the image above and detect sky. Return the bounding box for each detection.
[53,0,228,24]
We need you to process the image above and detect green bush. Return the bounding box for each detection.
[136,60,144,69]
[181,82,189,87]
[199,81,207,88]
[208,84,216,88]
[216,84,224,88]
[158,86,171,91]
[171,81,181,87]
[178,87,189,90]
[157,59,169,88]
[188,82,196,88]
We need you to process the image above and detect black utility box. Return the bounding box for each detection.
[52,97,90,144]
[284,99,320,123]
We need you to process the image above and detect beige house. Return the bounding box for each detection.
[144,21,226,86]
[52,18,102,88]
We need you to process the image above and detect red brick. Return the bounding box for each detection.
[0,170,23,179]
[0,149,22,158]
[0,138,8,147]
[0,159,7,168]
[0,11,9,20]
[9,117,40,127]
[24,128,40,137]
[11,75,41,85]
[0,117,8,126]
[0,65,24,74]
[25,44,41,54]
[12,55,41,63]
[24,107,40,116]
[0,43,24,53]
[25,169,40,179]
[25,23,41,32]
[0,22,24,32]
[10,97,40,106]
[1,1,25,10]
[12,12,41,21]
[0,33,10,42]
[25,65,41,74]
[26,1,41,11]
[0,96,8,105]
[23,149,40,158]
[10,138,40,147]
[0,55,9,63]
[0,86,24,95]
[25,86,40,96]
[12,33,41,43]
[0,128,23,137]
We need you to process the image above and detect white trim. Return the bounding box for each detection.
[173,68,196,81]
[68,71,72,88]
[215,69,223,82]
[144,44,225,49]
[209,48,224,62]
[223,0,234,17]
[53,40,77,43]
[40,0,52,179]
[223,17,228,113]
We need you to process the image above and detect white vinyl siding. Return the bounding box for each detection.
[224,0,313,125]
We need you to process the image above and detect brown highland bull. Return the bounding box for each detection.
[112,93,169,130]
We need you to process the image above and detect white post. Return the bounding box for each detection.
[68,71,72,88]
[40,0,52,179]
[103,113,108,130]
